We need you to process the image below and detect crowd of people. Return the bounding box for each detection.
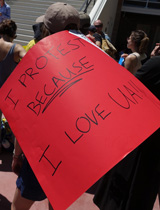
[0,1,159,210]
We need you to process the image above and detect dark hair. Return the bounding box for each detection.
[41,23,51,39]
[88,25,97,33]
[0,19,17,38]
[40,22,78,39]
[64,23,78,31]
[131,30,149,54]
[33,22,44,41]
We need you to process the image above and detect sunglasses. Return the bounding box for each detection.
[95,24,102,28]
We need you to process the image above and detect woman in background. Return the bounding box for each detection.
[122,30,149,74]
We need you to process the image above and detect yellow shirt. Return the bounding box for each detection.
[25,39,38,52]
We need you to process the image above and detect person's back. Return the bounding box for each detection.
[0,19,26,153]
[0,39,26,87]
[135,43,160,99]
[93,43,160,210]
[0,19,25,75]
[0,41,17,87]
[135,56,160,99]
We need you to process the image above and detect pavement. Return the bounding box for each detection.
[0,149,159,210]
[0,149,99,210]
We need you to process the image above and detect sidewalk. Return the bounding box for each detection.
[0,150,98,210]
[0,150,159,210]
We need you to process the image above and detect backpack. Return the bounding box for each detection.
[101,38,117,58]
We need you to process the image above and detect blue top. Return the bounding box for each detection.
[0,2,10,22]
[0,44,17,88]
[118,57,125,66]
[105,34,111,42]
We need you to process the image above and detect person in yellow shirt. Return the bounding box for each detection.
[25,22,43,52]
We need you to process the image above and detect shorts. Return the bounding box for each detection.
[16,157,46,201]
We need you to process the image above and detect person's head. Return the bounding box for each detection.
[88,25,97,35]
[127,30,149,54]
[32,22,44,41]
[0,19,17,42]
[36,2,80,39]
[79,12,90,35]
[0,0,4,6]
[94,19,103,33]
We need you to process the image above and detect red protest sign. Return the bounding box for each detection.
[0,31,159,210]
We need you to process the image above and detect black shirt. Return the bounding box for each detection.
[135,56,160,99]
[93,32,105,45]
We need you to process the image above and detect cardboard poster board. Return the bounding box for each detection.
[0,31,159,209]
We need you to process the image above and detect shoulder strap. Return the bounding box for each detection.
[9,44,16,54]
[132,52,140,58]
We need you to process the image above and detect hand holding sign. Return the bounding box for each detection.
[0,31,159,210]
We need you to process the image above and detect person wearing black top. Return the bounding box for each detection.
[135,55,160,99]
[93,45,160,210]
[93,20,110,48]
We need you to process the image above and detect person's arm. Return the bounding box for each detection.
[121,53,129,59]
[95,40,101,48]
[5,6,10,18]
[0,110,2,152]
[124,54,137,74]
[150,43,160,57]
[12,138,23,175]
[93,33,102,48]
[13,139,23,157]
[14,44,26,63]
[135,56,159,81]
[2,5,10,19]
[18,46,26,59]
[135,56,160,99]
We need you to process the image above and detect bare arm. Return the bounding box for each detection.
[14,44,26,63]
[95,40,101,48]
[12,138,23,175]
[14,138,23,156]
[124,54,137,74]
[150,43,160,57]
[0,110,2,151]
[121,53,129,59]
